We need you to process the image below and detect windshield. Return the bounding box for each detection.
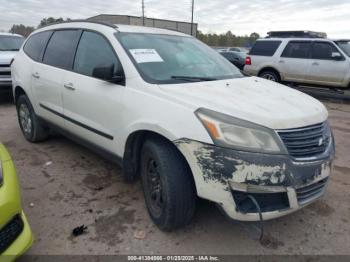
[116,33,243,84]
[0,35,24,51]
[336,41,350,57]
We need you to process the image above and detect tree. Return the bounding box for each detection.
[196,30,260,47]
[9,24,35,37]
[38,17,71,28]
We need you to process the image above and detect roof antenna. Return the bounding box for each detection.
[142,0,145,26]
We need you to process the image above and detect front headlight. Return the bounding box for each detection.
[0,161,3,186]
[195,108,286,154]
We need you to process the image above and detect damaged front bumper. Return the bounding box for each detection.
[175,138,334,221]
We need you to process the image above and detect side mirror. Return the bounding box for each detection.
[92,64,125,83]
[331,52,343,61]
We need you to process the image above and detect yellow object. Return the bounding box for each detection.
[0,143,33,261]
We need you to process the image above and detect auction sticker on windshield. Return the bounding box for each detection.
[129,49,164,63]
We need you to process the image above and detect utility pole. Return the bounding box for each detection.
[190,0,194,36]
[142,0,145,26]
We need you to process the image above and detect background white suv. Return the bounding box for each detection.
[11,22,334,230]
[244,35,350,88]
[0,33,24,96]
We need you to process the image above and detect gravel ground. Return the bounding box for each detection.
[0,97,349,255]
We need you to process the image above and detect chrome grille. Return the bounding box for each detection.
[278,122,330,158]
[296,178,328,205]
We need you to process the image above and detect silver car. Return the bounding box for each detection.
[0,33,24,96]
[244,37,350,88]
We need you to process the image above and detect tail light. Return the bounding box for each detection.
[245,56,251,65]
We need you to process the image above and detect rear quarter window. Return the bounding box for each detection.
[249,40,281,56]
[23,31,52,61]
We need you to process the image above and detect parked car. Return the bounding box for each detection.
[244,33,350,88]
[214,47,248,53]
[12,21,334,230]
[0,143,33,259]
[219,51,246,70]
[0,33,24,96]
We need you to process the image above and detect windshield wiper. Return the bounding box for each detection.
[171,75,217,82]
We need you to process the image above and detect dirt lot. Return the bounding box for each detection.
[0,97,350,255]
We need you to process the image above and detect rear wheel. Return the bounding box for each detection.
[16,95,49,142]
[259,70,280,82]
[140,137,196,231]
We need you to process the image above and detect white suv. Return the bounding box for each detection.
[244,37,350,88]
[11,21,334,230]
[0,33,24,96]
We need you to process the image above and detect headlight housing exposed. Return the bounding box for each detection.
[195,108,286,154]
[0,161,3,186]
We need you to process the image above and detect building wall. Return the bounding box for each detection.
[87,14,197,36]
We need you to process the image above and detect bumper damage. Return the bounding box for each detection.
[175,138,334,221]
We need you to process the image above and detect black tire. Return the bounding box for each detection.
[16,94,49,142]
[259,70,281,82]
[140,137,196,231]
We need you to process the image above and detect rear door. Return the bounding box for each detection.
[307,41,348,87]
[32,29,81,127]
[62,30,125,152]
[278,41,312,83]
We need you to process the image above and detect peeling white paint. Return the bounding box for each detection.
[232,163,286,184]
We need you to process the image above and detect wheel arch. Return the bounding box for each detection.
[258,66,282,80]
[14,86,27,103]
[122,130,197,194]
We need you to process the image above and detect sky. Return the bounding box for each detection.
[0,0,349,38]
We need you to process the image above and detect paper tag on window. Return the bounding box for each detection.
[129,49,164,63]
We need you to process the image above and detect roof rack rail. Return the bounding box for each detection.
[266,31,327,39]
[38,19,118,29]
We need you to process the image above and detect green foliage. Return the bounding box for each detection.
[197,31,260,47]
[38,17,71,28]
[9,24,35,37]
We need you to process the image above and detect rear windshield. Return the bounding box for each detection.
[0,35,24,51]
[249,40,281,56]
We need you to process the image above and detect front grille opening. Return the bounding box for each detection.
[278,122,330,158]
[0,71,11,76]
[0,215,24,254]
[296,178,328,205]
[232,190,290,213]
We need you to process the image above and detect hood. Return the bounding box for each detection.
[0,51,17,65]
[158,77,328,130]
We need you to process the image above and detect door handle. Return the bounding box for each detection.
[64,83,75,91]
[32,72,40,79]
[279,60,285,64]
[312,62,319,66]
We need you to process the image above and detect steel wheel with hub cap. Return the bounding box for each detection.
[140,136,196,231]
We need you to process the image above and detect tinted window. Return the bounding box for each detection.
[336,41,350,57]
[43,30,81,69]
[312,42,339,60]
[249,41,281,56]
[23,31,52,61]
[74,31,121,77]
[281,41,312,59]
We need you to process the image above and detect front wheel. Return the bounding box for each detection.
[140,137,196,231]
